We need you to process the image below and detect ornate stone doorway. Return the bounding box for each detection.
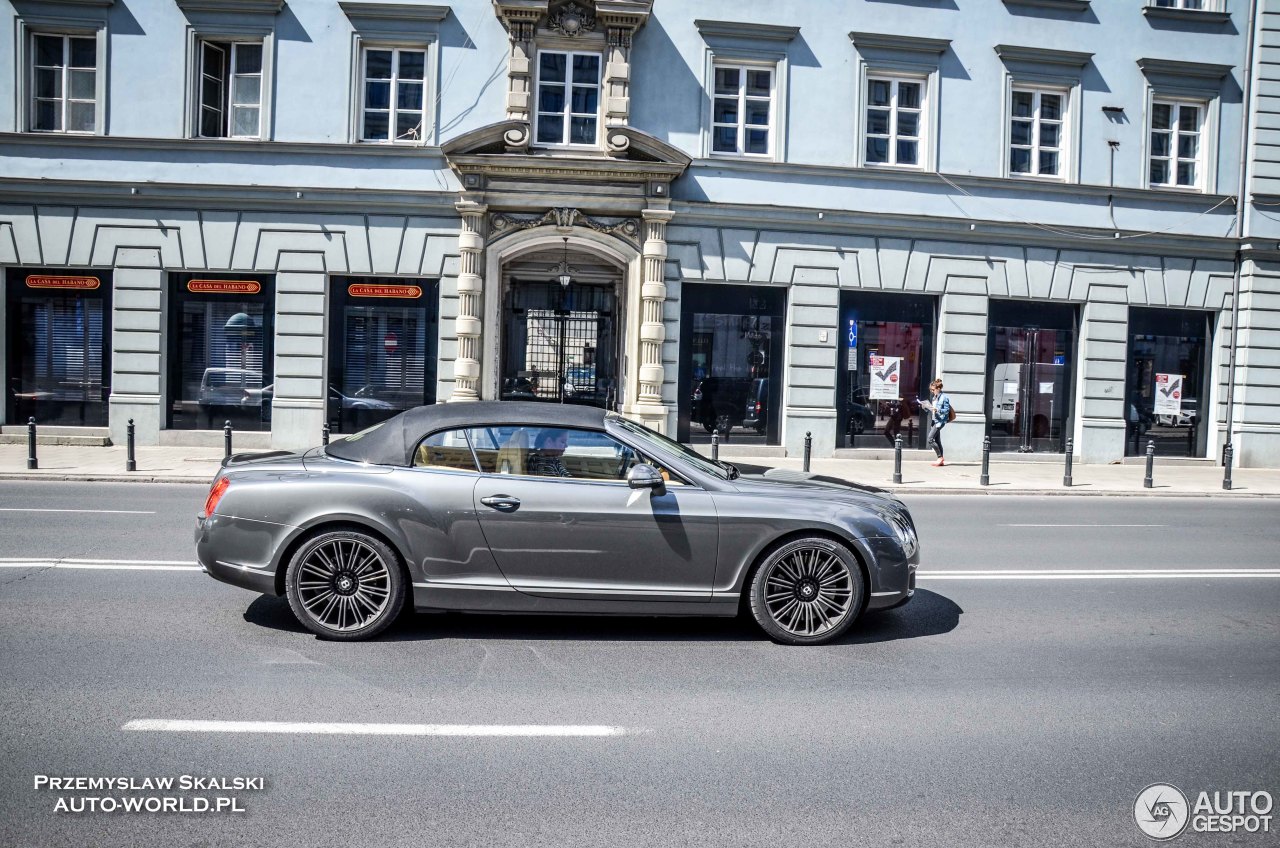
[499,244,623,409]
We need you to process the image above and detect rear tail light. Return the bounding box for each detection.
[202,476,231,519]
[755,401,762,414]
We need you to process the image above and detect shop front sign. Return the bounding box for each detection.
[188,280,262,295]
[26,275,100,291]
[349,284,423,299]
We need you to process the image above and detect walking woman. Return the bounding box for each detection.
[924,378,952,467]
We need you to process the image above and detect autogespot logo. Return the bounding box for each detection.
[1135,784,1190,840]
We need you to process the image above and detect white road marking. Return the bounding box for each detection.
[123,719,635,737]
[999,524,1166,528]
[0,507,155,514]
[0,558,198,571]
[919,568,1280,580]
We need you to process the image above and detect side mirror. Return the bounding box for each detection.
[627,463,666,496]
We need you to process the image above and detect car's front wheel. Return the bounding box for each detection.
[748,537,865,645]
[285,529,406,641]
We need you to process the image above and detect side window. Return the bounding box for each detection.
[413,429,477,471]
[464,426,633,481]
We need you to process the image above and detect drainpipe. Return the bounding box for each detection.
[1224,0,1260,470]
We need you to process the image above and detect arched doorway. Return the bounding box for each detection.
[498,243,624,409]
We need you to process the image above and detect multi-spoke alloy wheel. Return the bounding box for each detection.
[748,537,865,645]
[285,530,405,641]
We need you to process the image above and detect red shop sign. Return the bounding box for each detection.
[188,280,262,295]
[26,275,100,291]
[348,283,422,299]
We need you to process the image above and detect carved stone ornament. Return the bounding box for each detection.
[547,2,596,37]
[489,208,640,244]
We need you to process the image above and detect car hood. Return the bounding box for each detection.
[727,463,898,507]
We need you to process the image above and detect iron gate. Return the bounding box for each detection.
[501,280,617,407]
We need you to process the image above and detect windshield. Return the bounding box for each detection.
[609,416,732,480]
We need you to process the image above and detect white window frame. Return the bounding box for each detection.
[1146,97,1208,192]
[14,16,108,136]
[183,25,275,142]
[861,73,928,170]
[196,39,264,139]
[708,60,776,159]
[1005,85,1070,181]
[28,32,99,135]
[1150,0,1220,10]
[533,49,602,149]
[357,45,430,144]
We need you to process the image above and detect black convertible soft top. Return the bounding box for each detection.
[324,401,611,466]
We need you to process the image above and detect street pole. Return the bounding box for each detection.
[126,418,137,472]
[1063,437,1073,488]
[893,435,903,484]
[980,436,990,486]
[803,431,812,473]
[1144,440,1155,489]
[26,417,37,470]
[224,420,233,460]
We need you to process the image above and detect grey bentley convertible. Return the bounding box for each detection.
[196,402,919,645]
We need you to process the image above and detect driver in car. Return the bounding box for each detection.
[527,429,572,477]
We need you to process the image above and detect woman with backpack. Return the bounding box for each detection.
[923,378,954,467]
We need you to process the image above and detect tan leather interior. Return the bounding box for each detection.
[495,429,528,475]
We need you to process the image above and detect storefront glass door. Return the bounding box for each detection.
[677,284,785,446]
[1125,307,1210,457]
[5,269,111,427]
[836,292,936,449]
[986,300,1077,453]
[501,280,617,408]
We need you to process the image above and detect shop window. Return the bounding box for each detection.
[167,275,274,431]
[327,277,438,434]
[985,300,1077,454]
[1125,307,1211,458]
[678,284,786,446]
[5,269,111,427]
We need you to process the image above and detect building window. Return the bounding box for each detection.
[1009,88,1065,178]
[1149,99,1203,189]
[1152,0,1212,8]
[711,63,774,157]
[30,34,97,133]
[198,40,263,139]
[864,76,924,167]
[535,50,600,146]
[360,48,427,143]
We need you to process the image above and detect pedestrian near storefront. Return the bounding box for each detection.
[923,378,953,467]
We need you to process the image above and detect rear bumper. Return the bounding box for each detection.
[195,515,288,596]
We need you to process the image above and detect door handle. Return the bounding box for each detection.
[480,495,521,511]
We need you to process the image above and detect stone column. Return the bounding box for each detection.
[271,251,328,450]
[602,21,636,128]
[623,208,672,431]
[499,13,537,150]
[1233,255,1280,466]
[936,278,989,462]
[1072,282,1130,464]
[109,247,164,445]
[450,201,486,402]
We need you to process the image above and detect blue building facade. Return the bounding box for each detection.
[2,0,1277,466]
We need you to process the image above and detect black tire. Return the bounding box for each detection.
[748,536,865,645]
[285,529,407,641]
[701,420,716,434]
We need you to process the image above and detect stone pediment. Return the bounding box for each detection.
[441,120,689,200]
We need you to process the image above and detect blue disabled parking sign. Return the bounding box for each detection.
[847,320,857,348]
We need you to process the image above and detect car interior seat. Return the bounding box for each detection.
[495,429,527,475]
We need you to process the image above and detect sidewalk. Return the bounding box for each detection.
[1,442,1275,496]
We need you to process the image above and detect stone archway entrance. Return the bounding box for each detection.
[499,244,624,408]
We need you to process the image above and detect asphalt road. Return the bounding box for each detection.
[0,481,1277,847]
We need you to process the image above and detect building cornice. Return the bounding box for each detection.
[338,1,449,23]
[1002,0,1090,11]
[174,0,285,14]
[848,32,951,55]
[994,44,1093,68]
[1137,57,1233,82]
[693,20,800,44]
[0,131,448,162]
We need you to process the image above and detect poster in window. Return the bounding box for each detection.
[1153,373,1183,417]
[868,355,902,400]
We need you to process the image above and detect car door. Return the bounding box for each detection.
[466,425,718,601]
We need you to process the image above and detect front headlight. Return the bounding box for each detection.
[886,511,918,559]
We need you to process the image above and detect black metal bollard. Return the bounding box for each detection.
[1223,442,1234,491]
[27,417,37,470]
[1063,437,1074,488]
[126,418,137,472]
[711,431,719,462]
[980,436,990,486]
[224,420,233,460]
[893,434,903,484]
[322,422,330,446]
[1143,439,1155,489]
[803,431,812,473]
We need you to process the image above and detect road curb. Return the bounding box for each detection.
[0,473,212,484]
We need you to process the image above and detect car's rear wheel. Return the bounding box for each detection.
[285,530,406,641]
[748,537,865,645]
